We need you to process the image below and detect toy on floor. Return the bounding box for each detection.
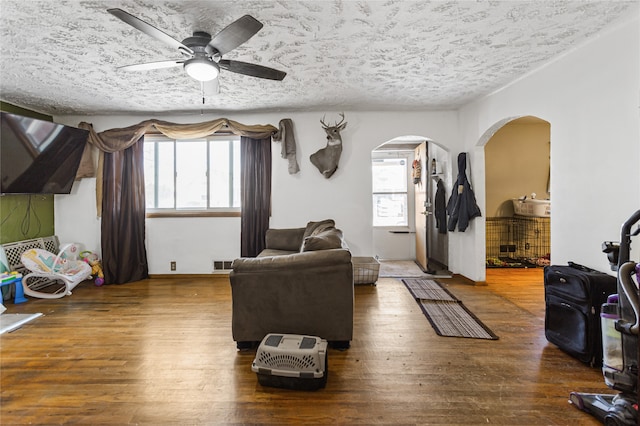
[0,271,27,304]
[21,248,91,299]
[0,271,22,284]
[79,251,104,286]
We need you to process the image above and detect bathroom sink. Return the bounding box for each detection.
[512,198,550,217]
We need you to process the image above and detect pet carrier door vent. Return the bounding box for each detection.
[257,351,318,370]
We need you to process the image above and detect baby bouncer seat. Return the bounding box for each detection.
[20,245,92,299]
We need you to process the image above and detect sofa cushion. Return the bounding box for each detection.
[301,227,344,252]
[233,248,351,272]
[265,227,306,251]
[258,249,298,257]
[302,219,336,240]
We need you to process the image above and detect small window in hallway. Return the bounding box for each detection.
[372,157,408,227]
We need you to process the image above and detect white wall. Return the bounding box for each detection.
[55,12,639,280]
[458,12,640,280]
[55,111,459,274]
[54,177,101,254]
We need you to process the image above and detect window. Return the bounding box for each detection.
[143,134,241,214]
[372,156,409,227]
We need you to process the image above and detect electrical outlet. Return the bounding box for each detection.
[170,261,176,271]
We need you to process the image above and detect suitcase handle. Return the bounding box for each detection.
[568,261,599,273]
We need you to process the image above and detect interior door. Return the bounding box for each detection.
[414,142,429,271]
[427,142,448,270]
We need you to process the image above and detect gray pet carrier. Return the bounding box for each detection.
[251,333,328,390]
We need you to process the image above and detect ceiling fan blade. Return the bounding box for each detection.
[202,79,220,96]
[107,8,193,55]
[208,15,263,56]
[118,60,185,72]
[219,59,286,81]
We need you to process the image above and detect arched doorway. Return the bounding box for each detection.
[482,116,551,270]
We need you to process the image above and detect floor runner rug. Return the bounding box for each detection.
[379,260,452,278]
[402,278,458,301]
[0,313,43,335]
[419,300,498,340]
[401,278,498,340]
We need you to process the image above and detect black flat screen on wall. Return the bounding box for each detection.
[0,112,89,194]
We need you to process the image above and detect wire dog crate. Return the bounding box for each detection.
[486,216,550,267]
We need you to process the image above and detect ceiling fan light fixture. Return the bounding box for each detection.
[184,58,219,81]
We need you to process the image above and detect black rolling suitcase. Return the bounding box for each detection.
[544,262,617,366]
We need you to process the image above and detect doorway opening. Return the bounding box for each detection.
[484,116,551,269]
[371,136,450,273]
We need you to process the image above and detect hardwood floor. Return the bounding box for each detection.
[1,269,606,425]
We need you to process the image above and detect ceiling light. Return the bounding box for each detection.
[184,58,219,81]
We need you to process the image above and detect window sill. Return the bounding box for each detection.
[146,210,241,218]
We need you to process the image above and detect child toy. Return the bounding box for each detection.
[0,271,27,304]
[0,270,22,284]
[79,251,105,286]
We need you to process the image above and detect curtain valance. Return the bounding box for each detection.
[77,118,279,216]
[78,118,278,153]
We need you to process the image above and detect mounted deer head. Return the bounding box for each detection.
[310,113,347,178]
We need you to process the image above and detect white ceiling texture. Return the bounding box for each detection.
[0,0,637,116]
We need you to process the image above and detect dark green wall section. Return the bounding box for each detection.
[0,195,55,244]
[0,102,55,244]
[0,102,52,121]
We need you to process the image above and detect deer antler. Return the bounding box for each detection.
[320,113,345,128]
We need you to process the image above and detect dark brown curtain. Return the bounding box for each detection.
[79,119,281,277]
[240,136,272,257]
[101,137,149,284]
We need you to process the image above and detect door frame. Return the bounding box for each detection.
[414,142,428,271]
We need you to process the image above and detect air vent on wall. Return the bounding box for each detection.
[213,260,233,271]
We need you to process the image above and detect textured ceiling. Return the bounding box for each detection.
[0,0,637,116]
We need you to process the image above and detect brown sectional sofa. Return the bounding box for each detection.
[229,220,354,349]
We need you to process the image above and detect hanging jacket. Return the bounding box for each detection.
[446,152,481,232]
[434,178,447,234]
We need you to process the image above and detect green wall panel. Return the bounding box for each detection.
[0,195,55,244]
[0,102,51,121]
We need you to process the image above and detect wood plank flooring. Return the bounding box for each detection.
[0,269,606,425]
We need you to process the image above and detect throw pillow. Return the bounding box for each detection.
[302,219,335,240]
[301,228,344,251]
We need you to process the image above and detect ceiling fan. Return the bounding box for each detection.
[107,8,286,95]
